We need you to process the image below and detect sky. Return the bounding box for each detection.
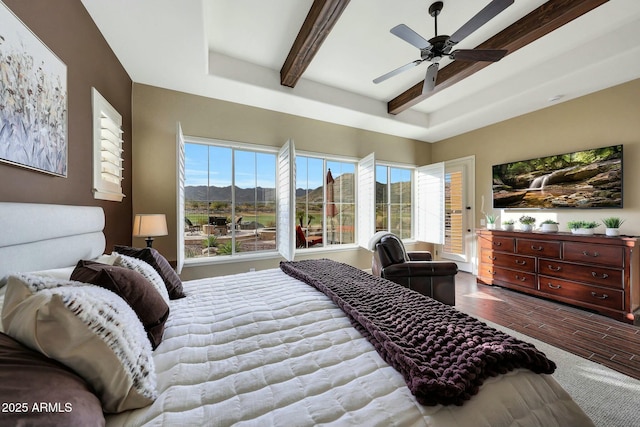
[185,143,357,190]
[185,143,277,188]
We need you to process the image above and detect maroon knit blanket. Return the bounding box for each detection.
[280,259,556,406]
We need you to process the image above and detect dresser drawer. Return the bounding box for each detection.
[479,235,515,252]
[563,242,624,268]
[516,239,561,258]
[539,259,623,289]
[539,275,624,311]
[478,264,536,290]
[481,249,536,273]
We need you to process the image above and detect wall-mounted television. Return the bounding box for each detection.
[492,144,623,209]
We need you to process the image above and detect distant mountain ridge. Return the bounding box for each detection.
[185,172,410,202]
[185,173,355,202]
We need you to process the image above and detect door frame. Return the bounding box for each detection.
[440,156,475,273]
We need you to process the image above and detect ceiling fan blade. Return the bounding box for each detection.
[390,24,432,50]
[450,49,508,62]
[373,60,424,84]
[422,63,439,94]
[448,0,514,45]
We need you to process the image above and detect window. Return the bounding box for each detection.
[444,168,464,255]
[375,165,412,239]
[295,155,356,248]
[178,137,404,263]
[92,88,124,202]
[183,139,277,259]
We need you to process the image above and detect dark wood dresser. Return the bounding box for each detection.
[476,229,640,324]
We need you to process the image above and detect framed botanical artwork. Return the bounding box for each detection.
[0,1,68,177]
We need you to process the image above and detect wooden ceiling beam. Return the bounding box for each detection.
[280,0,351,88]
[387,0,610,115]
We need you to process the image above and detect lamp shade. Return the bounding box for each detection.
[133,214,168,238]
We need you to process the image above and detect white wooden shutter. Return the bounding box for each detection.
[416,162,445,244]
[277,140,296,261]
[357,152,376,248]
[176,122,185,274]
[92,88,125,202]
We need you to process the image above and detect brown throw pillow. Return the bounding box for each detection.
[0,332,105,427]
[71,260,169,349]
[114,245,186,299]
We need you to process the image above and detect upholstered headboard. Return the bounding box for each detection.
[0,203,106,285]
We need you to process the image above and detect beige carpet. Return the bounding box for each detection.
[477,316,640,427]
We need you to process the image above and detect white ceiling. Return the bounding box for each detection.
[81,0,640,143]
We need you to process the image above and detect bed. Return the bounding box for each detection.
[0,202,594,426]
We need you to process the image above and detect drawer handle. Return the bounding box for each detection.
[591,272,609,279]
[515,275,527,282]
[582,250,600,257]
[531,245,543,251]
[590,292,609,300]
[515,259,526,265]
[488,255,497,260]
[488,270,496,275]
[547,265,561,271]
[494,242,502,246]
[547,283,561,289]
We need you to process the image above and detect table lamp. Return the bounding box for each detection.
[133,214,168,248]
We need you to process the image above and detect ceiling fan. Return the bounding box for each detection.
[373,0,514,93]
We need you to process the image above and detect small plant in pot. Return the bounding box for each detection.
[485,213,499,229]
[540,219,559,233]
[567,220,599,235]
[502,219,515,231]
[602,217,624,236]
[519,215,536,232]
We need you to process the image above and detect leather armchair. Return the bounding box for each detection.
[371,234,458,305]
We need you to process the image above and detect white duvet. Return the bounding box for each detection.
[106,268,593,427]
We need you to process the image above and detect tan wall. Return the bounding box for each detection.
[431,78,640,234]
[132,84,431,279]
[0,0,133,250]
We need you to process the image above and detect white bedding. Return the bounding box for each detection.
[106,268,593,427]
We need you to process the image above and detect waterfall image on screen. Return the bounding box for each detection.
[492,144,623,209]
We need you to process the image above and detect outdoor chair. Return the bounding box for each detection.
[296,225,323,248]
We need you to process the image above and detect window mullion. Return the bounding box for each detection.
[386,167,391,231]
[231,149,236,254]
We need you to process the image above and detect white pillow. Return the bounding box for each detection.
[367,231,394,251]
[1,274,157,413]
[29,266,76,280]
[113,253,170,304]
[30,254,117,281]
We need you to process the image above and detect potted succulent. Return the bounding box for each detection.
[567,220,599,235]
[485,213,499,230]
[519,215,536,232]
[602,217,624,236]
[540,219,559,233]
[502,219,515,231]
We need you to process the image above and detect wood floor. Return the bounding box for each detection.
[454,271,640,380]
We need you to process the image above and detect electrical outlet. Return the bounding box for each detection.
[480,218,486,226]
[249,268,255,272]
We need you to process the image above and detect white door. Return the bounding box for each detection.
[441,156,475,273]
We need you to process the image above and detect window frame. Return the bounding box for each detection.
[182,136,281,265]
[375,161,416,241]
[295,149,359,251]
[180,139,430,267]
